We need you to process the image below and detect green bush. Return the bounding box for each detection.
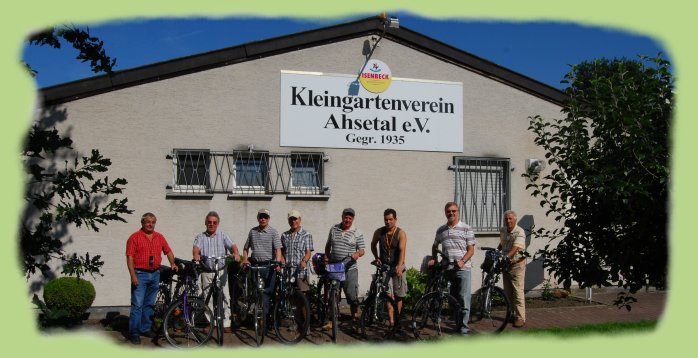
[43,277,96,320]
[404,267,427,313]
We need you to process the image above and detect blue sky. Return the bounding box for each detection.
[22,13,666,90]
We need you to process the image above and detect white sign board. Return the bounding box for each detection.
[280,71,463,152]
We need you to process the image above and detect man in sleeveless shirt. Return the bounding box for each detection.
[370,208,407,328]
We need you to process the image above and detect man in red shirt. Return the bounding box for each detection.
[125,212,178,344]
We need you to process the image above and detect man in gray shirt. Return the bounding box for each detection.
[242,209,282,316]
[193,211,239,332]
[324,208,365,329]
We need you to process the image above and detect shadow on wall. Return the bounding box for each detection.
[518,215,544,291]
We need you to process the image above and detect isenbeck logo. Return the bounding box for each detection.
[360,59,392,93]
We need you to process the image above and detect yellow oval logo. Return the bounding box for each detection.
[359,59,392,93]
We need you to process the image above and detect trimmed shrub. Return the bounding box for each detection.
[43,277,96,320]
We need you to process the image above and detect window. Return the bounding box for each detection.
[173,149,211,193]
[290,153,324,195]
[452,157,510,233]
[232,152,268,194]
[168,149,327,198]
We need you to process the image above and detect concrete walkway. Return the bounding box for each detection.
[518,289,666,330]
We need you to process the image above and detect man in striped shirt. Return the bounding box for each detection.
[192,211,239,332]
[324,208,365,328]
[242,209,282,316]
[125,212,178,345]
[280,209,314,294]
[429,202,476,335]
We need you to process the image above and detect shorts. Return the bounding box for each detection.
[341,268,359,305]
[384,270,408,298]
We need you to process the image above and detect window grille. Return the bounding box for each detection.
[170,149,326,196]
[172,149,211,193]
[452,157,510,233]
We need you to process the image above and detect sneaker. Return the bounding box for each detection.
[513,319,525,328]
[130,335,141,345]
[321,321,333,330]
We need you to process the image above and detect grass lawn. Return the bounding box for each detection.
[504,320,658,337]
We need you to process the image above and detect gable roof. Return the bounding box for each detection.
[39,16,567,106]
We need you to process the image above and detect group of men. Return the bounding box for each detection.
[125,203,527,344]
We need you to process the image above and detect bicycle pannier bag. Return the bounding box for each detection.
[326,262,346,281]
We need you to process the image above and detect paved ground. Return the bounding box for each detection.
[517,289,666,331]
[81,289,666,347]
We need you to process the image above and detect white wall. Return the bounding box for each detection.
[35,36,564,306]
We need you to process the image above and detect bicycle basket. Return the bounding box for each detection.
[419,255,432,274]
[159,265,174,283]
[311,253,327,276]
[481,250,498,272]
[325,262,346,281]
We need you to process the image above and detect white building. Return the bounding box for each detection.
[35,16,565,308]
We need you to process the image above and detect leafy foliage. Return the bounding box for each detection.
[22,27,130,280]
[524,55,671,307]
[22,125,132,278]
[404,267,427,313]
[26,25,116,76]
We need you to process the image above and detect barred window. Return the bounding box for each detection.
[169,149,327,198]
[452,157,510,233]
[233,152,268,194]
[173,149,210,193]
[290,153,324,195]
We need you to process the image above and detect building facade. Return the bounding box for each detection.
[35,17,566,307]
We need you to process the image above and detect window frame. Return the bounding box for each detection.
[172,149,211,194]
[452,156,510,233]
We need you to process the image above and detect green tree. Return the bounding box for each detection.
[524,55,671,309]
[22,26,132,280]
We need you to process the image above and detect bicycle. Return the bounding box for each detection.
[273,264,310,344]
[230,263,253,329]
[411,249,461,340]
[468,247,512,334]
[162,258,214,348]
[310,253,344,343]
[199,255,229,346]
[359,261,399,341]
[246,260,281,347]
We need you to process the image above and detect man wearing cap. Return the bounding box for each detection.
[324,208,365,329]
[280,209,314,295]
[192,211,239,333]
[242,209,282,316]
[125,212,178,345]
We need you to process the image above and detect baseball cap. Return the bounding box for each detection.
[257,209,270,217]
[342,208,355,217]
[288,209,302,219]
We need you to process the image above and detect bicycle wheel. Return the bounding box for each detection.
[329,287,339,343]
[163,298,213,348]
[274,290,310,344]
[360,293,397,341]
[214,288,224,346]
[152,286,171,333]
[253,293,266,347]
[469,286,511,334]
[231,272,252,328]
[411,292,460,340]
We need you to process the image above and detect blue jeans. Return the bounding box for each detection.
[129,270,159,337]
[448,269,472,334]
